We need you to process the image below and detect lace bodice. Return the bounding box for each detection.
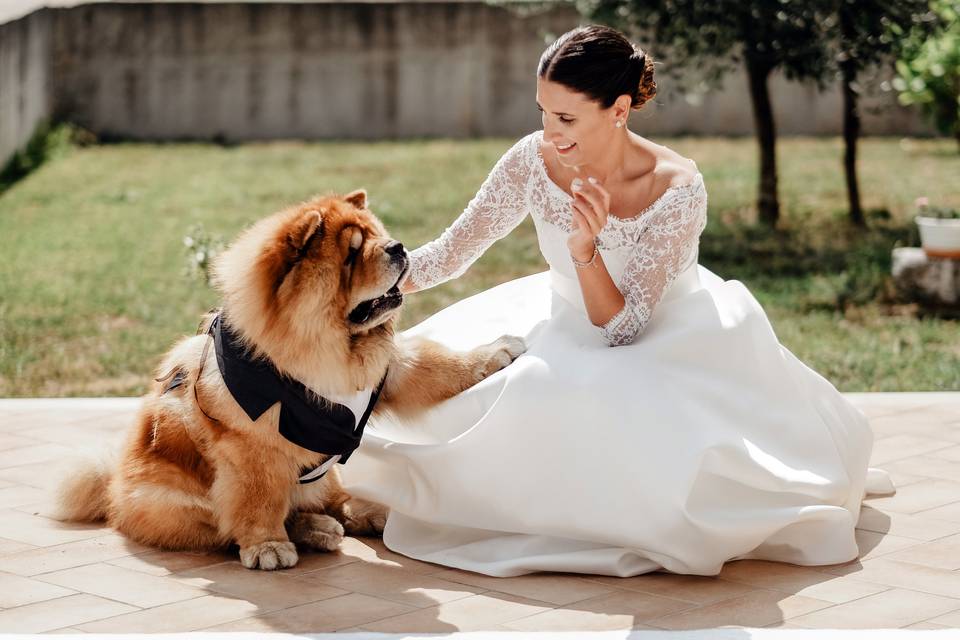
[407,131,708,346]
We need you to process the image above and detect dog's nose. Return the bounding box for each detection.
[384,241,405,257]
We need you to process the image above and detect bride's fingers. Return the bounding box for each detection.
[573,194,603,234]
[576,179,611,218]
[571,206,594,236]
[572,199,602,236]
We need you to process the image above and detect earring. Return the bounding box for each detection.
[615,121,623,128]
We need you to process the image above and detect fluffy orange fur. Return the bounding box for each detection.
[55,189,525,570]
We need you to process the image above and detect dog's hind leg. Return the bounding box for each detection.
[110,481,225,550]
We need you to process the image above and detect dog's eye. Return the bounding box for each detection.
[344,229,363,266]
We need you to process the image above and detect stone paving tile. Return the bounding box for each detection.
[928,607,960,626]
[502,588,697,631]
[0,484,46,509]
[716,560,889,605]
[0,433,43,451]
[0,509,114,548]
[915,500,960,523]
[580,572,756,605]
[331,535,454,576]
[820,557,960,598]
[358,591,554,633]
[23,423,123,448]
[106,548,234,577]
[297,561,489,608]
[0,571,76,608]
[435,568,616,606]
[36,562,209,608]
[864,478,960,514]
[856,504,960,541]
[1,532,148,576]
[854,528,922,561]
[0,443,74,469]
[787,587,960,629]
[869,435,956,466]
[882,533,960,570]
[0,593,138,633]
[931,445,960,462]
[884,454,960,484]
[904,621,955,629]
[0,536,36,556]
[75,594,263,633]
[0,393,957,633]
[645,589,833,630]
[0,461,74,489]
[172,561,350,611]
[204,592,416,632]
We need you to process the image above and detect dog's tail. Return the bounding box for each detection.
[53,446,116,523]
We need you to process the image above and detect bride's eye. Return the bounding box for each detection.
[560,117,574,124]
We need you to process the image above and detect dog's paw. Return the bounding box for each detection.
[239,540,299,570]
[288,513,345,552]
[343,501,388,537]
[474,335,527,380]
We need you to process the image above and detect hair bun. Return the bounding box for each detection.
[633,49,656,110]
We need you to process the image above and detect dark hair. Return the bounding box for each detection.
[538,25,656,111]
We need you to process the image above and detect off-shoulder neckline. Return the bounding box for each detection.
[530,130,703,225]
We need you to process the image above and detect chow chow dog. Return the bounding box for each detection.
[55,189,525,570]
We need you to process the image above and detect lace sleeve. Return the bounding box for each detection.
[600,176,708,346]
[404,134,535,291]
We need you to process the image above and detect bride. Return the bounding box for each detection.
[340,24,895,577]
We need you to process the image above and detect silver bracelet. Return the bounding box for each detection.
[571,244,599,268]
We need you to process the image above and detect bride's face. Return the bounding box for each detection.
[536,78,622,169]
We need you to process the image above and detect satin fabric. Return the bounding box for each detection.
[340,260,893,577]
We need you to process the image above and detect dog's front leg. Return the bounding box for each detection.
[379,335,526,417]
[213,463,298,570]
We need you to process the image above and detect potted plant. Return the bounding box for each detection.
[915,197,960,259]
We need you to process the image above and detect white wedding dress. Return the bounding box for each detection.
[340,130,894,577]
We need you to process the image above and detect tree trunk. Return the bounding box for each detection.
[841,60,865,227]
[745,56,779,226]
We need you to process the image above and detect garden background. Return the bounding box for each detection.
[1,0,958,397]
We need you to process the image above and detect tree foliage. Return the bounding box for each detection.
[893,0,960,150]
[580,0,833,225]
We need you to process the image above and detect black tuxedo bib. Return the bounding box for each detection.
[207,313,384,483]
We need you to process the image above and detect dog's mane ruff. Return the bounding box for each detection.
[210,198,397,397]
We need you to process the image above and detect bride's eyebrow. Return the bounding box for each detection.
[536,101,574,117]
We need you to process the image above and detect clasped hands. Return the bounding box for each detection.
[568,175,611,263]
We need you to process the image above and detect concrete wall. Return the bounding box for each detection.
[0,1,936,169]
[0,9,52,170]
[51,2,576,141]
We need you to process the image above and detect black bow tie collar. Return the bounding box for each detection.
[206,312,384,483]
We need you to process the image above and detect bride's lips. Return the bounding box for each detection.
[556,143,577,155]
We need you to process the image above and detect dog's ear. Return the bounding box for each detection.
[287,209,323,257]
[344,189,367,210]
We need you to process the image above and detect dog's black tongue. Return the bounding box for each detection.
[348,299,375,325]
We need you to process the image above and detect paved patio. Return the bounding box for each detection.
[0,393,959,634]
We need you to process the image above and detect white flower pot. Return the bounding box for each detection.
[916,215,960,259]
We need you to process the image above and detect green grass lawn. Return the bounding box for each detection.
[1,134,958,396]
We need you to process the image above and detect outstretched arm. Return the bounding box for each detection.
[401,134,536,293]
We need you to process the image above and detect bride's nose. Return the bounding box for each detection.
[543,124,563,145]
